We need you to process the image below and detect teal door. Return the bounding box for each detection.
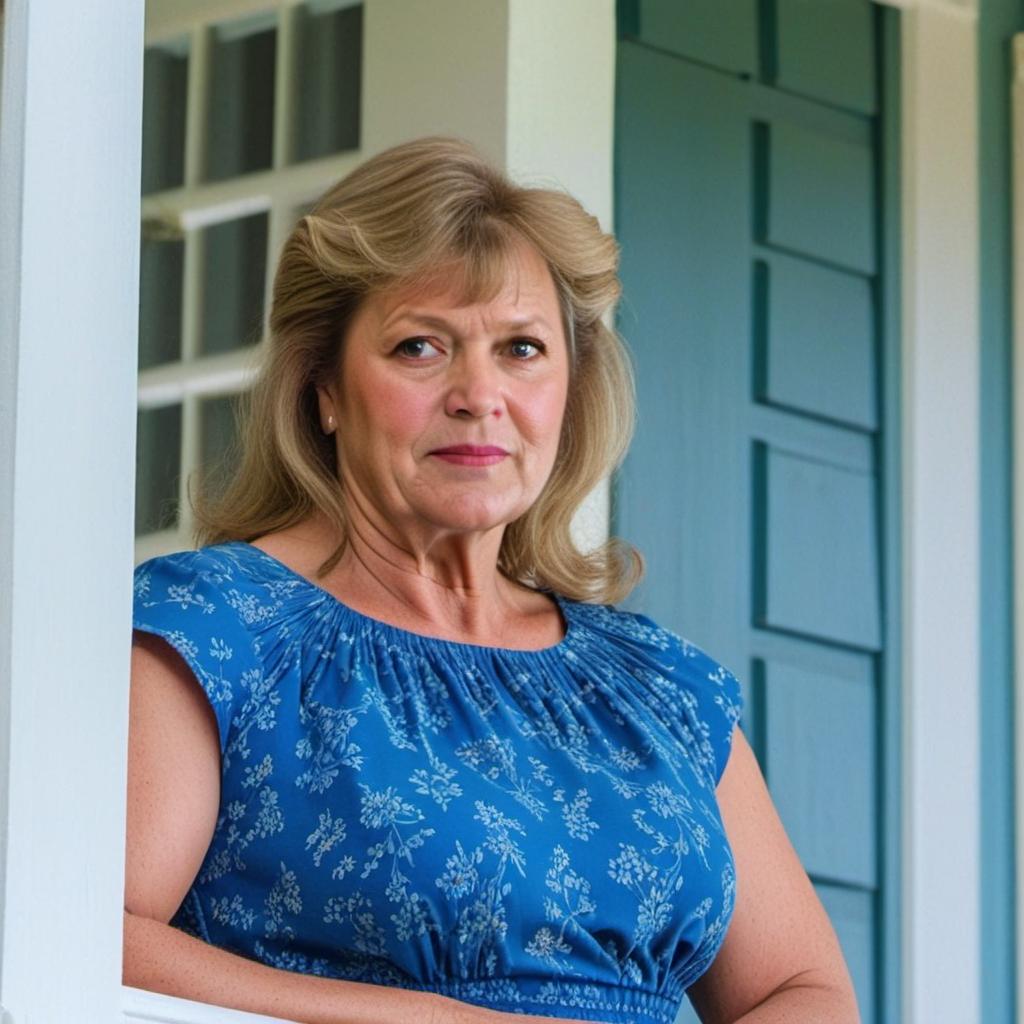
[614,3,891,1021]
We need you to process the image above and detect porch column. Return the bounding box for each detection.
[0,1,145,1019]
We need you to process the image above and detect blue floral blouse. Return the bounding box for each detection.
[131,541,744,1024]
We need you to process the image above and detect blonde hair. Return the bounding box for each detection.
[192,136,642,604]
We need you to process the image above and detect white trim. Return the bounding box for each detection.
[898,6,981,1023]
[1011,31,1024,1024]
[0,1,145,1020]
[140,153,363,232]
[183,22,210,189]
[137,347,263,410]
[147,0,305,44]
[271,4,297,170]
[123,986,297,1024]
[873,0,977,19]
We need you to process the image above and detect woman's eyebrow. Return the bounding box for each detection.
[383,311,553,334]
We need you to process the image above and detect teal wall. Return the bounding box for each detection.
[979,1,1023,1021]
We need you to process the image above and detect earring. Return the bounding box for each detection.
[326,414,335,433]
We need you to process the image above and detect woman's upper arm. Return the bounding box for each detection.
[685,725,857,1023]
[124,630,221,924]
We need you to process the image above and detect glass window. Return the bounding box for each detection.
[138,224,185,369]
[135,403,183,535]
[205,13,277,181]
[200,392,241,488]
[141,36,188,194]
[294,1,363,161]
[199,212,269,355]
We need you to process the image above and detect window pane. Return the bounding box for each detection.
[138,229,184,369]
[200,393,241,488]
[294,1,362,162]
[205,14,277,181]
[199,212,268,355]
[142,38,188,194]
[135,404,182,535]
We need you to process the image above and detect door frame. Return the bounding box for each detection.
[1011,25,1024,1024]
[874,2,981,1021]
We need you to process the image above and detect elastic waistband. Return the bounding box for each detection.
[412,976,682,1024]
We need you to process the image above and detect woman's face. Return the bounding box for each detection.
[317,239,571,543]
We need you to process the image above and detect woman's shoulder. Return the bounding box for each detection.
[567,599,744,785]
[134,541,257,610]
[563,597,693,656]
[132,543,268,753]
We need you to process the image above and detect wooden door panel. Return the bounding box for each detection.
[629,0,759,76]
[755,253,877,430]
[775,0,877,115]
[616,7,886,1014]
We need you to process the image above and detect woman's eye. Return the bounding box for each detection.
[395,337,442,359]
[509,339,543,359]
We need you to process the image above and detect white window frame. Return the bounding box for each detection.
[137,0,365,563]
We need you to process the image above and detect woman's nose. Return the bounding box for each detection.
[444,352,503,419]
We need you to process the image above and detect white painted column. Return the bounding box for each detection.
[0,2,145,1020]
[874,1,981,1022]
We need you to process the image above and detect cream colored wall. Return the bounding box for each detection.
[505,0,615,227]
[362,0,509,164]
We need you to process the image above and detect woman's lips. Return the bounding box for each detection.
[429,444,509,467]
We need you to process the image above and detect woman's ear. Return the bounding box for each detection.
[315,384,338,434]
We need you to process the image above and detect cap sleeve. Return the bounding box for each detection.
[132,549,261,752]
[633,613,744,788]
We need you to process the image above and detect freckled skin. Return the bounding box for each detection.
[318,240,570,554]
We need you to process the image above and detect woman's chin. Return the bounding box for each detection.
[416,498,529,536]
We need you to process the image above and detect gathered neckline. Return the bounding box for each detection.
[224,540,576,657]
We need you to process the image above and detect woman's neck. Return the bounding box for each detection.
[298,508,542,647]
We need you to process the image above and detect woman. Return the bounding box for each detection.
[125,137,859,1024]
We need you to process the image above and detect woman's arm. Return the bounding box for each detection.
[125,633,582,1024]
[684,728,860,1024]
[125,908,569,1024]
